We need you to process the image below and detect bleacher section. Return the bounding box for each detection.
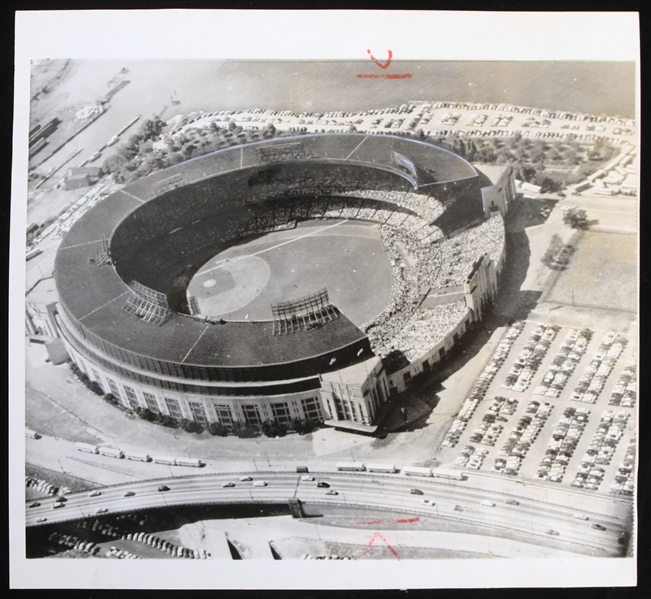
[272,289,339,335]
[122,281,170,326]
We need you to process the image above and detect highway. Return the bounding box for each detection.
[26,470,625,556]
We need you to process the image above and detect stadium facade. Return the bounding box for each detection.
[53,134,512,433]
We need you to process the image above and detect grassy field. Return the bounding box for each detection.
[546,231,637,312]
[190,220,394,326]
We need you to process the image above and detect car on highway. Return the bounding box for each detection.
[253,481,267,487]
[36,517,47,523]
[504,499,520,506]
[301,475,315,481]
[89,491,102,497]
[545,529,559,536]
[316,482,330,488]
[52,503,65,509]
[422,499,435,505]
[573,514,589,520]
[480,500,496,507]
[28,501,41,508]
[54,496,67,503]
[124,491,136,497]
[239,476,253,482]
[222,482,235,488]
[157,485,170,492]
[591,524,607,531]
[410,489,424,495]
[96,507,108,514]
[325,490,338,496]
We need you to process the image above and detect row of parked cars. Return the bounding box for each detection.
[442,322,525,449]
[73,517,208,559]
[571,410,630,490]
[502,324,559,393]
[571,332,628,404]
[534,328,592,398]
[537,407,590,483]
[610,437,636,496]
[495,401,555,476]
[454,445,489,470]
[47,531,102,556]
[608,353,637,408]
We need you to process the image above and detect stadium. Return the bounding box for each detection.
[53,133,512,433]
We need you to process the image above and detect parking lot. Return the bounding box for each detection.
[437,319,637,498]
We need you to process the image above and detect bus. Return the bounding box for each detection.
[98,447,124,459]
[431,468,467,481]
[124,451,152,463]
[152,455,177,466]
[336,462,366,472]
[175,457,205,468]
[402,466,432,477]
[26,248,43,261]
[76,442,99,454]
[366,464,398,473]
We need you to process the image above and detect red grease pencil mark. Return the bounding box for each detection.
[396,516,420,524]
[363,532,401,561]
[367,49,393,69]
[356,73,412,79]
[355,516,420,525]
[357,49,412,79]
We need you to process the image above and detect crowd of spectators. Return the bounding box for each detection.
[115,177,503,364]
[377,300,469,362]
[434,214,504,288]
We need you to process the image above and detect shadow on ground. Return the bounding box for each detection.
[378,202,542,434]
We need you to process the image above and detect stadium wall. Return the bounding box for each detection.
[54,133,502,432]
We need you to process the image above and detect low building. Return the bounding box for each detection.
[64,167,102,190]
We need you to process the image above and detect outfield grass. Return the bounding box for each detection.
[189,220,394,326]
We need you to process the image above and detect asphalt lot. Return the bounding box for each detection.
[436,319,637,501]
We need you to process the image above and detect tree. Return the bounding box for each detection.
[89,381,104,396]
[563,207,589,230]
[263,122,276,138]
[261,420,280,437]
[207,422,229,437]
[136,407,156,422]
[180,418,203,434]
[291,418,311,435]
[520,165,537,183]
[160,414,179,428]
[140,116,166,141]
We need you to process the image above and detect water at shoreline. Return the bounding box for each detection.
[32,59,636,120]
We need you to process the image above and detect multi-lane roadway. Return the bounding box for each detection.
[26,470,625,556]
